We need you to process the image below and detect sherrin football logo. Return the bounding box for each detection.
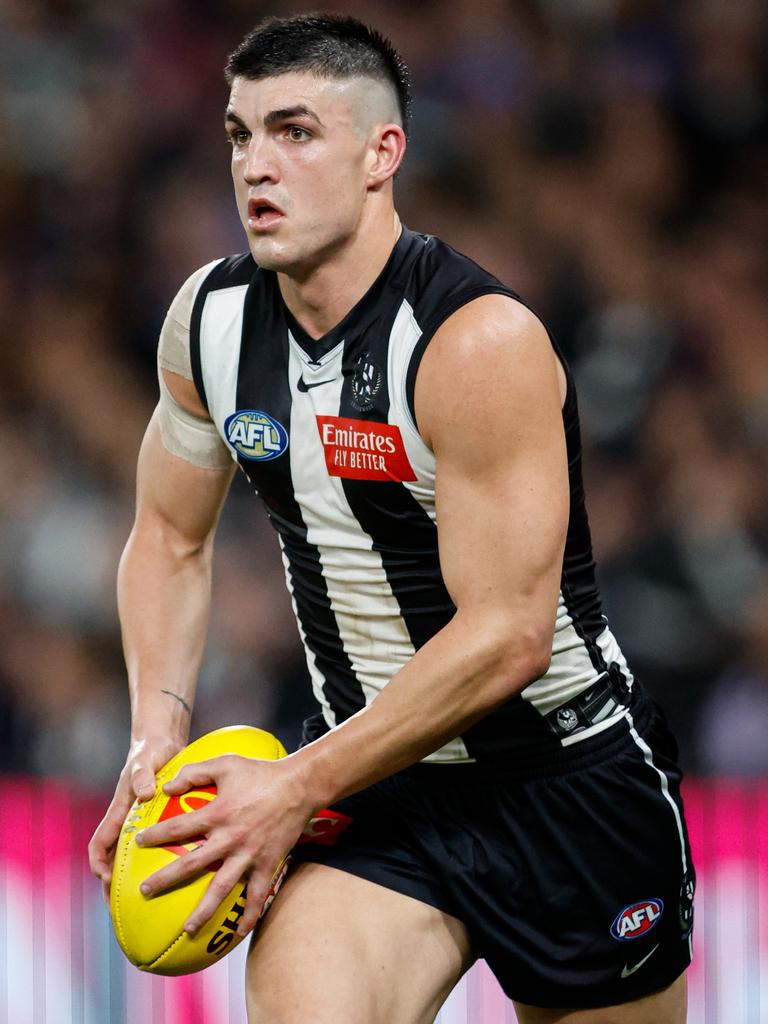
[611,899,664,940]
[157,785,216,859]
[225,410,288,461]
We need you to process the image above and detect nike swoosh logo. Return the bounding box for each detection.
[297,377,336,392]
[621,943,660,979]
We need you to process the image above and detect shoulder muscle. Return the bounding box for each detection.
[414,293,564,458]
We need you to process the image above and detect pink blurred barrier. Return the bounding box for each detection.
[0,777,764,1023]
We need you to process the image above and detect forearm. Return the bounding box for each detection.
[289,607,551,809]
[118,521,213,745]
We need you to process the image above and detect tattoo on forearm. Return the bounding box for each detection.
[160,690,192,715]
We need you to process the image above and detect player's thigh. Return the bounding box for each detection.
[246,861,474,1024]
[514,972,687,1024]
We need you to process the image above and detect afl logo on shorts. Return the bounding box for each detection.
[610,899,664,941]
[225,410,288,461]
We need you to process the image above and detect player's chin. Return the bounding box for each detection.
[247,238,304,274]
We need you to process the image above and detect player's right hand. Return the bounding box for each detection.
[88,736,184,906]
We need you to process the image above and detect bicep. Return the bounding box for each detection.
[136,411,235,550]
[416,296,569,632]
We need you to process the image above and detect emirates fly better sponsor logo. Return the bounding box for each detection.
[316,415,417,482]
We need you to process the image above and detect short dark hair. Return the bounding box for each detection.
[225,13,411,134]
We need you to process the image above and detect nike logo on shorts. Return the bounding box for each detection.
[297,377,336,392]
[621,943,660,978]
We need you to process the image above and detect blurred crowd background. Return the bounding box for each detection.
[1,0,767,791]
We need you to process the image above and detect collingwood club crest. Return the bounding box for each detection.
[351,354,382,412]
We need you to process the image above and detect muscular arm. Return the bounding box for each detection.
[121,392,234,756]
[88,368,234,892]
[296,294,569,799]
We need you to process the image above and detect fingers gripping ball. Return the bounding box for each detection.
[110,725,289,976]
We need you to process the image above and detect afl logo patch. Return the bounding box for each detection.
[611,899,664,941]
[225,410,288,461]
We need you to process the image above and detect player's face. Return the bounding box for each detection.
[226,73,382,274]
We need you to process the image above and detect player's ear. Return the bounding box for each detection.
[366,124,406,189]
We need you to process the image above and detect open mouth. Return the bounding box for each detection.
[247,198,284,229]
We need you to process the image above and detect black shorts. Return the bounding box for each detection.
[291,690,695,1010]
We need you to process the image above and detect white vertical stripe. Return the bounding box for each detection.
[387,300,437,517]
[198,285,249,450]
[522,597,613,716]
[627,712,688,874]
[596,626,634,691]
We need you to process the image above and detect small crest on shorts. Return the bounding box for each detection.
[610,899,664,941]
[556,707,578,732]
[351,353,383,411]
[679,868,695,937]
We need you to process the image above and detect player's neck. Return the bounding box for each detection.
[276,209,401,340]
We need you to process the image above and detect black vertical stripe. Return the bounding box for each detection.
[234,271,366,724]
[188,282,210,413]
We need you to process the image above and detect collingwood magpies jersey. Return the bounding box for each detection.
[187,226,634,762]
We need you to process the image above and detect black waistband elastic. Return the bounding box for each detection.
[407,687,653,783]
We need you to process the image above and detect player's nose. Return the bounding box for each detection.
[242,136,279,186]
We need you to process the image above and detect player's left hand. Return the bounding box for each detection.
[134,754,315,937]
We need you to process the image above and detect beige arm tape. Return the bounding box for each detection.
[156,265,233,470]
[156,373,233,470]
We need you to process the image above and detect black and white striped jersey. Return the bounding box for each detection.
[188,226,634,762]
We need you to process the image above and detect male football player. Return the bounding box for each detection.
[90,15,693,1023]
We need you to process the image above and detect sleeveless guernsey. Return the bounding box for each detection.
[188,226,634,763]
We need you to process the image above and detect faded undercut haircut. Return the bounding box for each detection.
[224,13,411,135]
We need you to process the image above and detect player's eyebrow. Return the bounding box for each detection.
[225,105,325,131]
[224,109,248,129]
[263,105,325,129]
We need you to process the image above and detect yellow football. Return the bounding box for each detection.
[110,725,288,975]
